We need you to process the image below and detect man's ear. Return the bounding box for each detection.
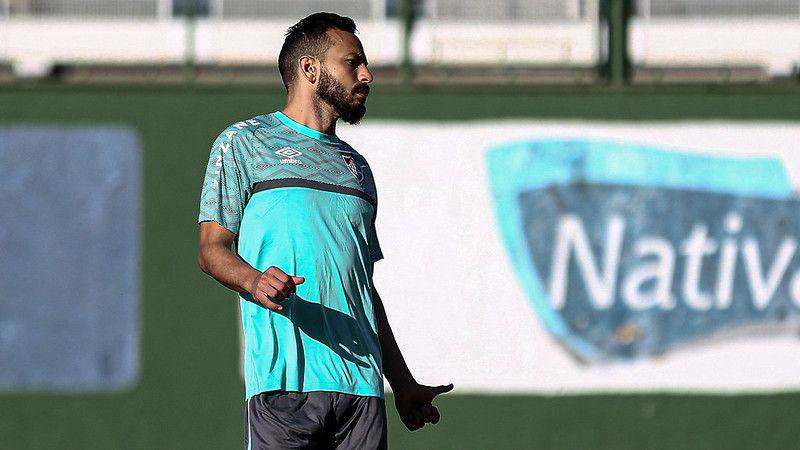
[299,55,318,84]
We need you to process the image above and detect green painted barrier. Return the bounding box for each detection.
[1,85,799,449]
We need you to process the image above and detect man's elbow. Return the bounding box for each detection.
[197,246,214,275]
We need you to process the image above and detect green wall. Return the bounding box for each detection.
[1,83,799,449]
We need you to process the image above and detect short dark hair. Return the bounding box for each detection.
[278,12,358,90]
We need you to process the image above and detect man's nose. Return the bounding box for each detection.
[360,66,373,84]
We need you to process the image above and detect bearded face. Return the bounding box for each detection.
[316,66,368,125]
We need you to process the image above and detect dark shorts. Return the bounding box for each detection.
[245,391,388,450]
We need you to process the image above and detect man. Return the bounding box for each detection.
[197,12,452,449]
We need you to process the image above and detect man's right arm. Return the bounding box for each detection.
[198,220,304,311]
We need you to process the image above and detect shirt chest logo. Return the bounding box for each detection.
[342,155,364,182]
[276,147,303,165]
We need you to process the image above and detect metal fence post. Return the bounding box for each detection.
[606,0,631,86]
[184,0,197,82]
[400,0,415,85]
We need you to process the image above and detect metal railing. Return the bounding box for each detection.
[2,0,596,20]
[426,0,588,21]
[215,0,382,19]
[5,0,800,21]
[1,0,388,19]
[4,0,161,17]
[634,0,800,18]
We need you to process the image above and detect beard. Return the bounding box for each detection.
[316,67,368,125]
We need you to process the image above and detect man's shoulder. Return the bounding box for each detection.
[220,114,276,136]
[211,114,285,152]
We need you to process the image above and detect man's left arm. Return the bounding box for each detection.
[373,287,454,431]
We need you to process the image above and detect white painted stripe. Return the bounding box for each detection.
[246,398,252,450]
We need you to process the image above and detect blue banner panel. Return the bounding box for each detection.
[488,139,800,362]
[0,126,141,393]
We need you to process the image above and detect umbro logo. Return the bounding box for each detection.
[276,147,302,158]
[276,147,303,165]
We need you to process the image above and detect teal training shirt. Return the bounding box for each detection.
[199,112,384,400]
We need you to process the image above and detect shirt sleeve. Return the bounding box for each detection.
[198,127,252,234]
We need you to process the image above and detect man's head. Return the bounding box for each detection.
[279,12,356,88]
[279,12,373,125]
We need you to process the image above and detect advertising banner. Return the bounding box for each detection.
[339,121,800,394]
[0,126,141,393]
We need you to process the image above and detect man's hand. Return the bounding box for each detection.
[250,266,305,311]
[394,383,454,431]
[198,222,305,312]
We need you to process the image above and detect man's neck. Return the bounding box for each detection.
[281,102,338,136]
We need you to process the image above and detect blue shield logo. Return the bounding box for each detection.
[487,139,800,361]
